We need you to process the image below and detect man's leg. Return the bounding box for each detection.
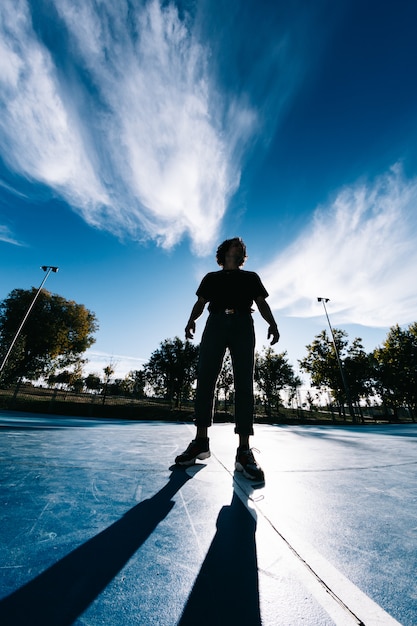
[230,315,264,481]
[175,315,225,466]
[238,433,250,447]
[194,315,227,429]
[229,314,255,438]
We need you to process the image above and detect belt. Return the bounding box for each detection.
[224,308,251,314]
[210,308,251,315]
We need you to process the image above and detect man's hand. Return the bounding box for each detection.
[255,296,280,345]
[185,320,196,340]
[268,325,280,345]
[184,297,207,341]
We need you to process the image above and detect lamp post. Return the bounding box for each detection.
[317,297,356,422]
[0,266,59,375]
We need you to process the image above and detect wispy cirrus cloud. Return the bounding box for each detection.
[83,350,146,378]
[0,224,24,246]
[0,1,107,206]
[0,0,262,253]
[0,0,321,254]
[261,164,417,327]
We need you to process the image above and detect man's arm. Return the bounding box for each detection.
[255,296,280,345]
[185,296,207,339]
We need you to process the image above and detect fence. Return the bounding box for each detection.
[0,382,414,424]
[0,383,193,420]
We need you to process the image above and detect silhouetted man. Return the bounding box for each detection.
[175,237,279,482]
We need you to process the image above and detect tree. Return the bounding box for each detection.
[215,353,234,413]
[373,323,417,420]
[254,348,301,417]
[48,362,84,392]
[124,369,146,398]
[343,337,374,420]
[299,329,371,421]
[84,373,102,394]
[299,329,346,400]
[143,337,199,407]
[106,379,126,396]
[0,288,98,384]
[102,363,115,404]
[48,370,72,389]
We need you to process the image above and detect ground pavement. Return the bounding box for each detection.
[0,411,416,625]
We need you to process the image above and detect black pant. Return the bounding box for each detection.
[194,312,255,436]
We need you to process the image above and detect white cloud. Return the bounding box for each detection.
[83,350,145,379]
[261,164,417,327]
[0,0,107,207]
[0,0,259,254]
[0,225,24,246]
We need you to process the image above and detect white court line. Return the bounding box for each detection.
[178,475,207,558]
[214,453,402,626]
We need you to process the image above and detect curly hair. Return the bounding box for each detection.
[216,237,247,267]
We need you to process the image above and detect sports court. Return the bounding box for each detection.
[0,411,416,625]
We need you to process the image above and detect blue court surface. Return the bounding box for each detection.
[0,411,416,625]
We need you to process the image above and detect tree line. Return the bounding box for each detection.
[1,287,416,420]
[299,324,417,421]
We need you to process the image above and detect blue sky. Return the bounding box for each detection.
[1,0,417,385]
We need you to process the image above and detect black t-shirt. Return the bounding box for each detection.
[196,269,268,312]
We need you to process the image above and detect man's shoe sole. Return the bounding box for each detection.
[176,450,211,466]
[235,462,264,482]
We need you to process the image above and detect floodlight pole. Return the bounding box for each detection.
[317,297,356,422]
[0,266,59,375]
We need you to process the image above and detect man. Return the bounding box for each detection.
[175,237,279,482]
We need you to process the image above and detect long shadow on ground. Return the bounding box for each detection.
[0,467,193,625]
[178,491,261,626]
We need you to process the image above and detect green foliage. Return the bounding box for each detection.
[143,337,199,407]
[124,370,146,397]
[300,329,385,421]
[0,287,98,384]
[373,323,417,418]
[84,373,102,392]
[343,337,374,403]
[299,329,348,400]
[255,347,301,416]
[48,363,85,391]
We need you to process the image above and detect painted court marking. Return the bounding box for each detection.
[214,453,402,626]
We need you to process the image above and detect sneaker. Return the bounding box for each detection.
[175,438,210,466]
[235,447,265,482]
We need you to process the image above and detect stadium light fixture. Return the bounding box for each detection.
[317,297,356,421]
[0,266,59,375]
